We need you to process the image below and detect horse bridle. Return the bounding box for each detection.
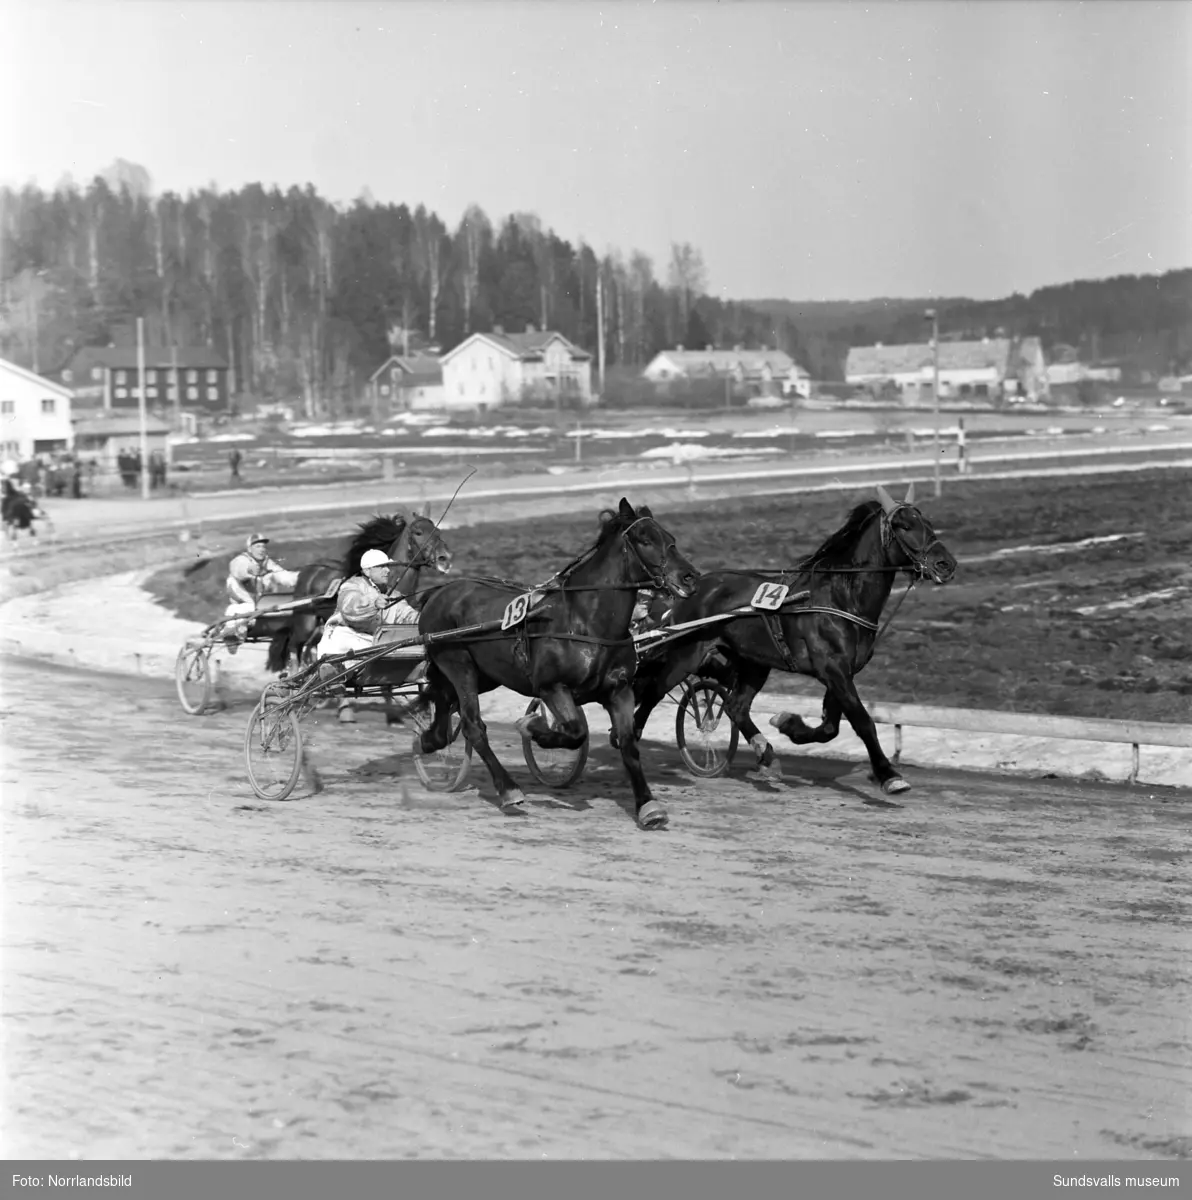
[620,516,682,593]
[385,520,451,599]
[878,504,949,580]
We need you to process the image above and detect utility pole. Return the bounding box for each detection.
[596,269,606,397]
[925,307,941,498]
[137,316,151,500]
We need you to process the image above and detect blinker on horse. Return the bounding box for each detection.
[416,497,699,831]
[627,482,958,797]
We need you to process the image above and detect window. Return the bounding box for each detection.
[116,370,127,385]
[41,398,55,414]
[207,387,218,401]
[187,387,199,401]
[144,369,156,385]
[1,400,13,414]
[146,388,158,399]
[187,369,198,384]
[206,369,217,383]
[115,388,128,400]
[1,441,18,456]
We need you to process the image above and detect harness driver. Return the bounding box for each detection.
[223,531,301,650]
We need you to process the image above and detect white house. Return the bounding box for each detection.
[0,356,75,461]
[845,337,1049,403]
[643,346,811,398]
[440,326,593,412]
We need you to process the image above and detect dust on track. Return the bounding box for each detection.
[1,657,1188,1160]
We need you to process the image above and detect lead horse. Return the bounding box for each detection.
[265,505,453,678]
[416,498,700,830]
[625,484,958,796]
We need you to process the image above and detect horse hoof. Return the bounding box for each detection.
[513,716,535,740]
[338,708,356,724]
[608,730,620,750]
[501,791,528,815]
[636,801,669,831]
[307,768,325,795]
[882,776,911,796]
[768,712,792,731]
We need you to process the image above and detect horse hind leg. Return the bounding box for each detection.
[770,689,842,746]
[515,685,587,750]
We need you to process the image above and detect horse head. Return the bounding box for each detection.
[386,502,454,598]
[873,483,957,584]
[610,497,700,598]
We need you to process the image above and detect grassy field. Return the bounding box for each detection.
[145,469,1192,723]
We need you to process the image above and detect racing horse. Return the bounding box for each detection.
[265,505,453,679]
[416,498,700,830]
[624,484,957,796]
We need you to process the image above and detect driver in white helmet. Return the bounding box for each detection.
[317,547,420,661]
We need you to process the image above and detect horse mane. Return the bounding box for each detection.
[792,500,882,575]
[340,513,408,576]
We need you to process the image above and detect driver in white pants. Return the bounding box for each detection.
[317,548,419,661]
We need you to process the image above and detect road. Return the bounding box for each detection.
[15,425,1192,547]
[2,658,1188,1160]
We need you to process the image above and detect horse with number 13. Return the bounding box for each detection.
[415,498,700,831]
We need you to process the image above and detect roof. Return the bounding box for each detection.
[441,329,592,365]
[369,353,443,386]
[651,348,804,375]
[845,337,1043,379]
[73,415,173,437]
[0,356,76,399]
[63,346,229,374]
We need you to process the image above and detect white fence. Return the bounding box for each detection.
[873,701,1192,785]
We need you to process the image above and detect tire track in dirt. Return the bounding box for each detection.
[2,658,1189,1159]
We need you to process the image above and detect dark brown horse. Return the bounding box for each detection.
[626,484,958,796]
[416,498,700,830]
[265,506,453,676]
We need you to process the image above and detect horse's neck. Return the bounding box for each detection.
[558,535,639,625]
[823,517,896,618]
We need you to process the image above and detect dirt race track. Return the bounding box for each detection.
[2,658,1189,1161]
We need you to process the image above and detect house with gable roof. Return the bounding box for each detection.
[367,351,445,414]
[642,345,810,398]
[439,325,593,411]
[845,336,1048,404]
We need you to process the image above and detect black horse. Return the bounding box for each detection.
[265,506,453,676]
[625,484,958,796]
[416,498,700,830]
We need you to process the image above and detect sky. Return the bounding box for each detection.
[1,0,1189,303]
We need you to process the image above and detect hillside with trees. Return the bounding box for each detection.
[0,164,799,415]
[750,269,1192,382]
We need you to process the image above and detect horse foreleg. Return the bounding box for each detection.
[430,653,525,813]
[605,682,668,831]
[771,689,842,746]
[514,685,587,750]
[621,638,711,749]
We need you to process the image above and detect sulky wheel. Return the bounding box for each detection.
[244,699,304,801]
[675,676,739,778]
[175,642,215,715]
[521,698,589,788]
[411,709,473,792]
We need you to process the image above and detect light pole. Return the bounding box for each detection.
[925,307,941,498]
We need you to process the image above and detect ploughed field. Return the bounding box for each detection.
[147,469,1192,724]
